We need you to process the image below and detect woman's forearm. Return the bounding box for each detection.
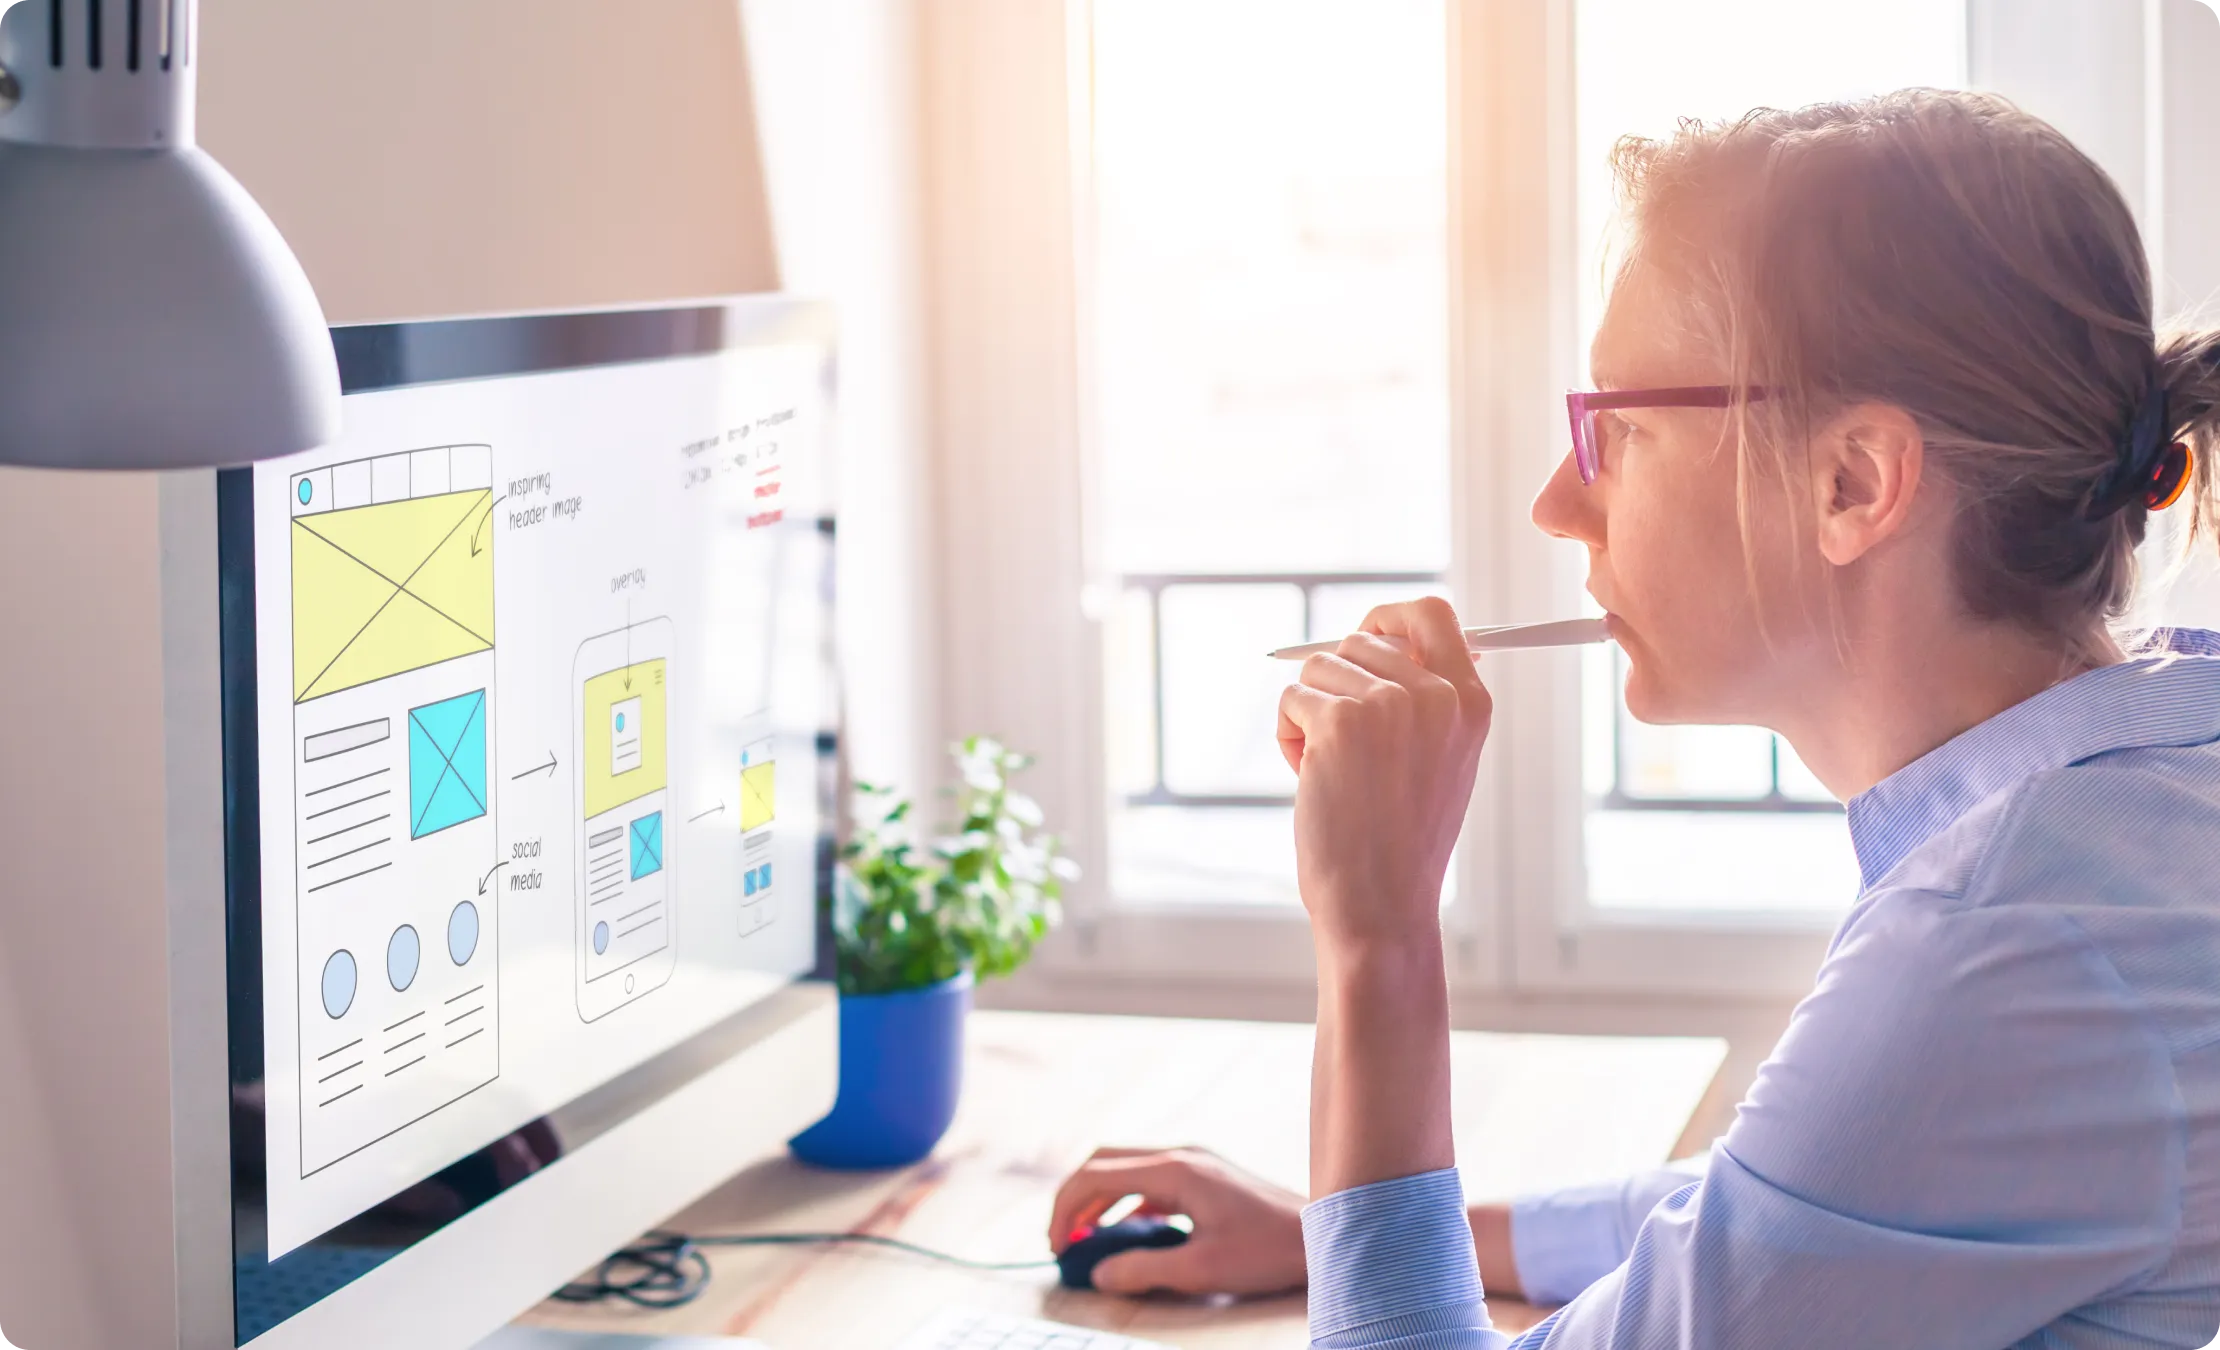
[1469,1203,1521,1299]
[1311,933,1459,1200]
[1279,601,1501,1347]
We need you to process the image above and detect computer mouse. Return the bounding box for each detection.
[1057,1216,1191,1290]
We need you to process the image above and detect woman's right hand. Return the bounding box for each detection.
[1276,596,1492,955]
[1046,1146,1308,1296]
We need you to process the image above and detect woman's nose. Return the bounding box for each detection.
[1531,450,1604,547]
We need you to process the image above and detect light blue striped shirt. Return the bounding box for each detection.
[1303,630,2220,1348]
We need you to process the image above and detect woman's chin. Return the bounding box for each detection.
[1620,664,1681,725]
[1614,625,1703,724]
[1621,677,1663,724]
[1624,658,1743,727]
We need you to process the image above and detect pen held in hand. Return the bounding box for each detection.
[1266,616,1612,660]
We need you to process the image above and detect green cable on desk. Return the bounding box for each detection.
[552,1232,1058,1310]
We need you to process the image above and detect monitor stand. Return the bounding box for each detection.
[477,1329,770,1349]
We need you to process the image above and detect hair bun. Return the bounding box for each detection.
[2087,386,2176,518]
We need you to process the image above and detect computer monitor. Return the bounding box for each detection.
[201,296,839,1349]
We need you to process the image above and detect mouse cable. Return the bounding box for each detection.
[550,1230,1059,1310]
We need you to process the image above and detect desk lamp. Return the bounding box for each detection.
[0,0,338,469]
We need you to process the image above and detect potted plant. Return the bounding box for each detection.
[788,736,1076,1169]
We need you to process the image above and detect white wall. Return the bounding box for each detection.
[0,976,94,1350]
[740,0,937,801]
[198,0,778,323]
[1970,0,2152,214]
[0,474,176,1350]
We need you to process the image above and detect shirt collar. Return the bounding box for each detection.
[1845,628,2220,889]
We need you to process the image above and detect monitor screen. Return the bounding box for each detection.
[219,301,835,1343]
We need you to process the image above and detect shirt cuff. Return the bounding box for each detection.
[1302,1168,1491,1346]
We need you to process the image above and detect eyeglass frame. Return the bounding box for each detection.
[1566,386,1773,484]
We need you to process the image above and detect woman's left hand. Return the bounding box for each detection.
[1275,596,1492,953]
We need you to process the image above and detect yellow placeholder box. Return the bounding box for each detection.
[741,759,775,831]
[292,489,496,702]
[582,658,667,819]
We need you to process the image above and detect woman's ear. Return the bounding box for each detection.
[1812,402,1925,566]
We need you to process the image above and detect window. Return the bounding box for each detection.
[1087,0,1452,910]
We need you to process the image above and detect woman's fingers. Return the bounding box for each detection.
[1325,630,1435,687]
[1048,1153,1205,1251]
[1328,631,1463,728]
[1277,680,1343,774]
[1299,651,1392,697]
[1045,1148,1309,1298]
[1048,1166,1126,1249]
[1280,594,1494,950]
[1091,1243,1213,1296]
[1356,599,1493,731]
[1360,597,1486,689]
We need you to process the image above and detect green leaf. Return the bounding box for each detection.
[830,734,1071,995]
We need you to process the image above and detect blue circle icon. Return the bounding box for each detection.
[448,900,480,965]
[615,712,626,731]
[593,921,611,955]
[298,479,313,504]
[321,950,356,1019]
[387,924,421,992]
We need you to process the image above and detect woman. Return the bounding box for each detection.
[1050,88,2220,1346]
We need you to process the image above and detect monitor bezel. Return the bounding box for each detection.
[207,295,840,1349]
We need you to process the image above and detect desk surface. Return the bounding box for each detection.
[516,1010,1725,1349]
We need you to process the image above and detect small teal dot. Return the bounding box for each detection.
[298,480,313,504]
[615,712,626,731]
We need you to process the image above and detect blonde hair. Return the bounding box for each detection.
[1609,88,2220,657]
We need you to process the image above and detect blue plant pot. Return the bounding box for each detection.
[788,970,972,1170]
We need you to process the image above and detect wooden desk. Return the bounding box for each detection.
[516,1011,1724,1348]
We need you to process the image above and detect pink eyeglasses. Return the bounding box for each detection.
[1565,386,1772,484]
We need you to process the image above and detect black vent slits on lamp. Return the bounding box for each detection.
[34,1,182,74]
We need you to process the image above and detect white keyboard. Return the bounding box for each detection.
[890,1304,1176,1350]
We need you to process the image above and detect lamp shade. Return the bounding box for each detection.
[0,0,339,470]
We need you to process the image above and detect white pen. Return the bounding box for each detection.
[1267,616,1612,660]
